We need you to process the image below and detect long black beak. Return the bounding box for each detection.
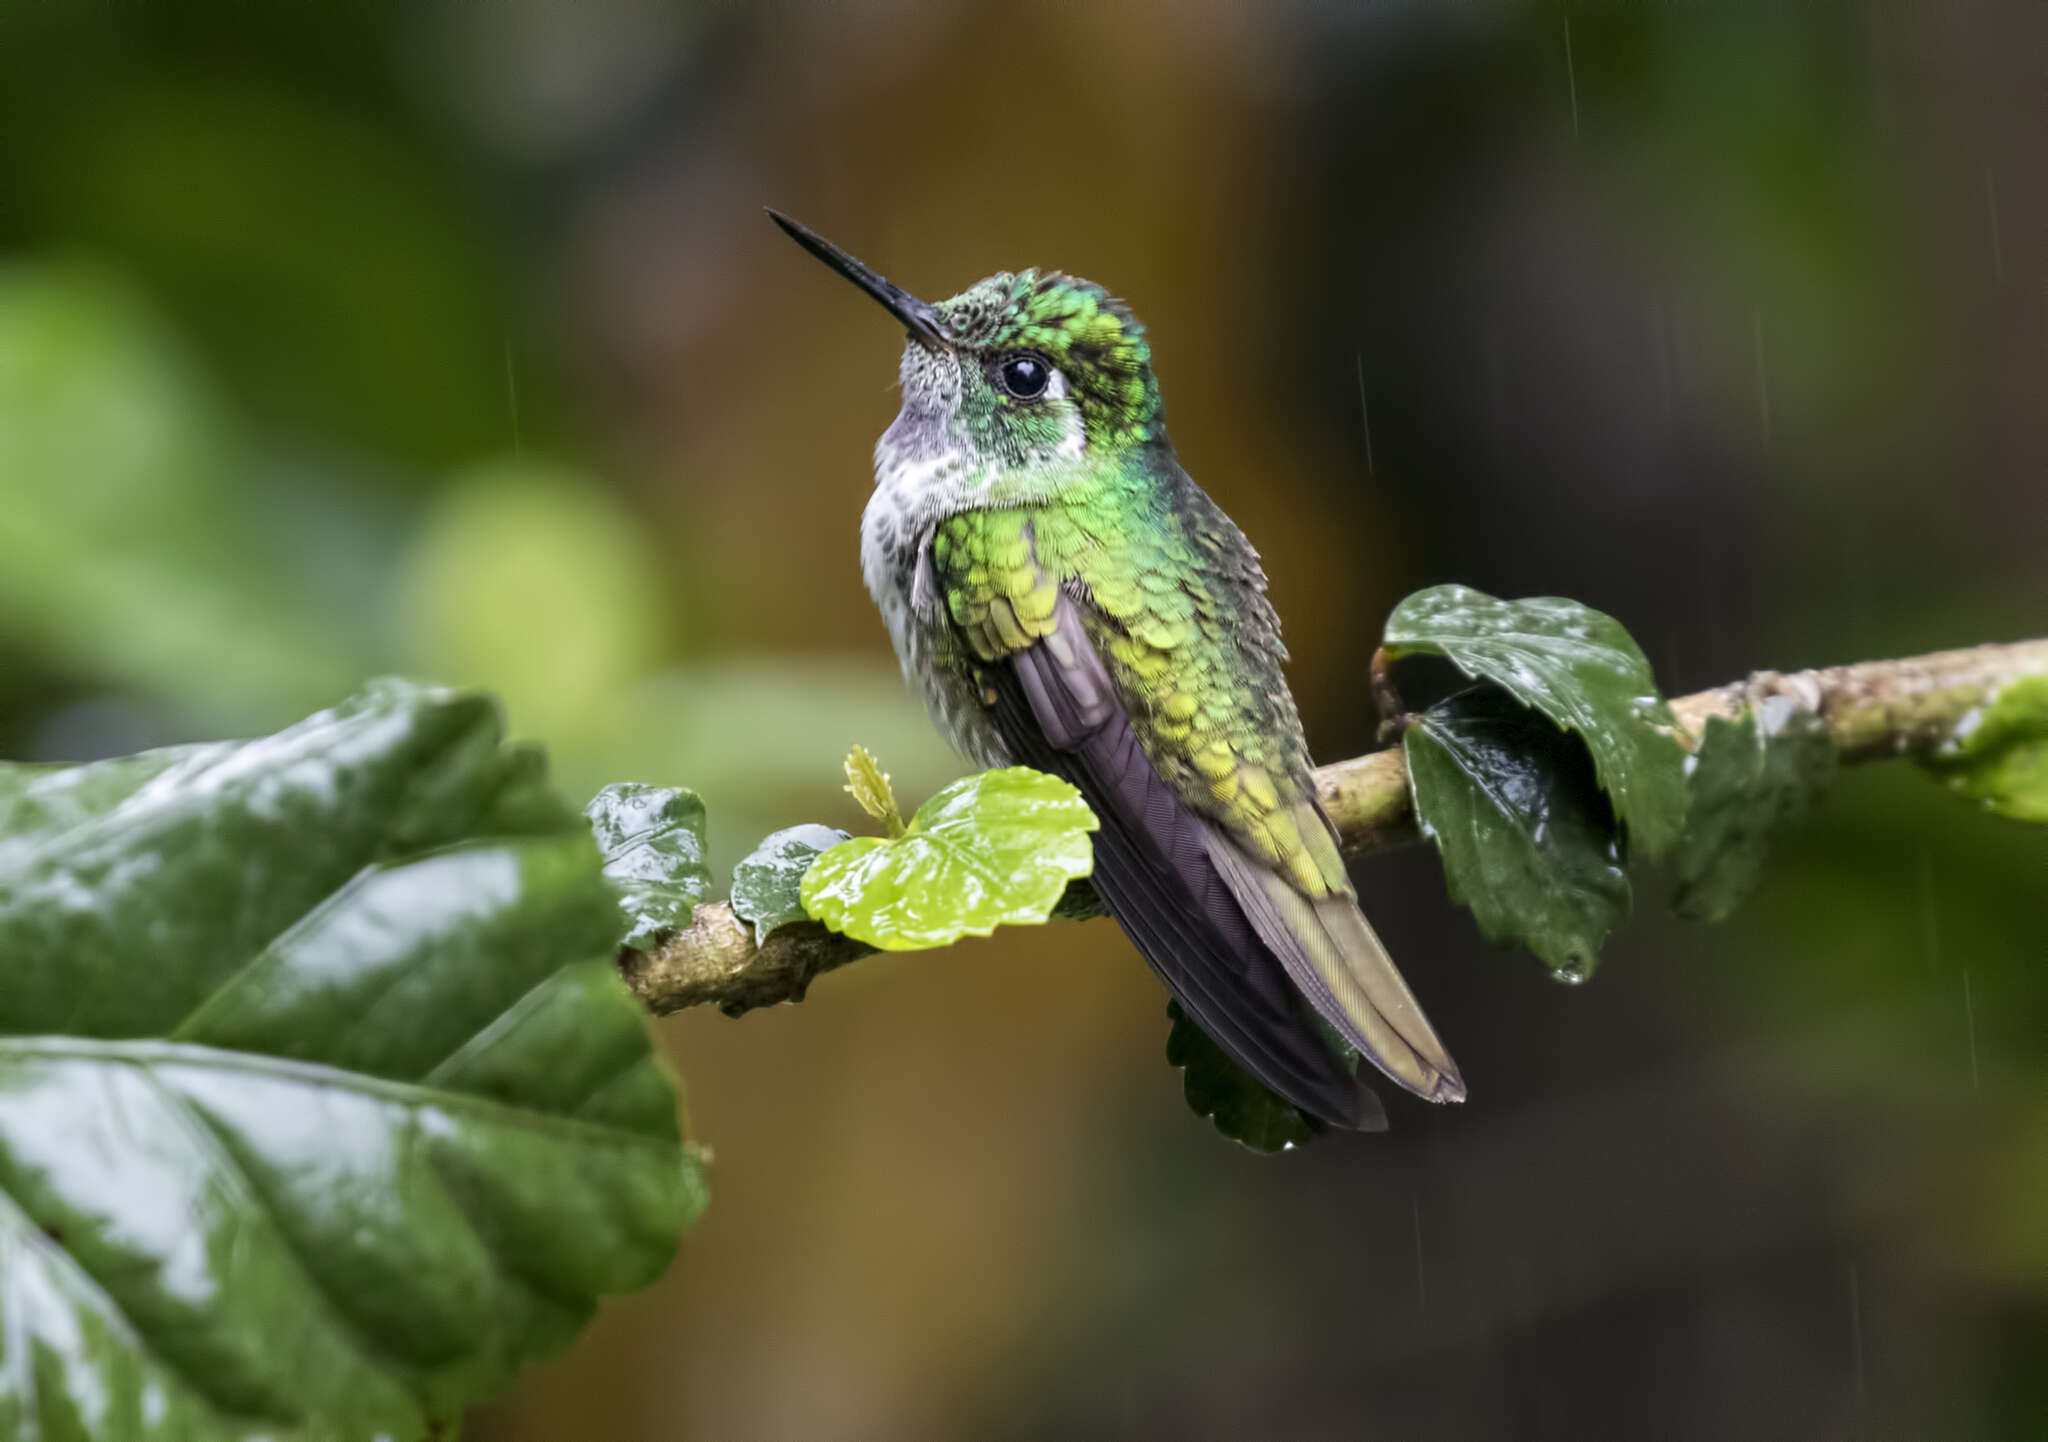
[767,209,948,346]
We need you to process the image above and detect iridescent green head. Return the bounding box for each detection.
[770,211,1165,481]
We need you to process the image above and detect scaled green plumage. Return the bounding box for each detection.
[934,484,1348,902]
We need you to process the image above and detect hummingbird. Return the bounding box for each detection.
[770,211,1463,1129]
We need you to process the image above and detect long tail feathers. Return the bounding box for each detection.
[1206,834,1465,1104]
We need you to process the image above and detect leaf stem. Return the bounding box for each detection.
[619,636,2048,1017]
[1369,645,1409,746]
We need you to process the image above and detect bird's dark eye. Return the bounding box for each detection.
[998,355,1050,399]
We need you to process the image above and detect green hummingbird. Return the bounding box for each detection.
[770,211,1463,1129]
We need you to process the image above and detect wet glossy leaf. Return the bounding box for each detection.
[729,823,850,945]
[0,679,703,1441]
[1384,585,1690,858]
[586,782,712,950]
[800,767,1098,951]
[1923,675,2048,824]
[1405,687,1631,981]
[1672,699,1838,922]
[1165,1002,1318,1154]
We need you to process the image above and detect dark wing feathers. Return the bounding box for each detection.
[991,598,1384,1129]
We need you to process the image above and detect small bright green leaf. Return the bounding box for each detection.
[585,782,712,950]
[842,743,905,836]
[1672,699,1838,922]
[730,823,851,944]
[800,767,1098,951]
[1923,675,2048,823]
[1406,687,1631,980]
[1165,1002,1317,1153]
[1384,584,1690,858]
[0,679,702,1441]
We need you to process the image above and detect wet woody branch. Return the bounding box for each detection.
[618,637,2048,1019]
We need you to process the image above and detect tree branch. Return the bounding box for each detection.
[619,637,2048,1018]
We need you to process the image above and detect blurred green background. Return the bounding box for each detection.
[1,1,2042,1437]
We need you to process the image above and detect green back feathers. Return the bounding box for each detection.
[937,271,1162,450]
[931,488,1352,905]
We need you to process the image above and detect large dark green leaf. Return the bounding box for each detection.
[0,679,704,1441]
[1922,675,2048,824]
[1671,699,1838,922]
[1383,585,1690,858]
[1164,1003,1318,1154]
[801,767,1097,951]
[1405,687,1631,980]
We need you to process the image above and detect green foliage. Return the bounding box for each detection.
[801,761,1098,951]
[0,679,704,1441]
[1404,687,1632,982]
[0,260,360,720]
[1923,676,2048,824]
[28,77,511,471]
[400,462,675,748]
[1383,585,1691,858]
[1671,700,1838,922]
[585,783,713,951]
[1164,1002,1319,1153]
[605,658,962,875]
[730,824,850,945]
[841,743,906,836]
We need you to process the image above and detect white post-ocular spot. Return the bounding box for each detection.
[1047,370,1086,460]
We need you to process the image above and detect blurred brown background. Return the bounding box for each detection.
[1,1,2042,1437]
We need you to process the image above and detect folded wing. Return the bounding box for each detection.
[935,503,1463,1125]
[987,599,1386,1128]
